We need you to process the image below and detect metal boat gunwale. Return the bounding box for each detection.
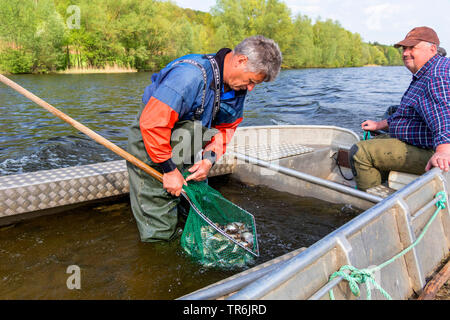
[181,167,449,300]
[227,167,446,299]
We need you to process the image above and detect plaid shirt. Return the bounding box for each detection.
[387,54,450,149]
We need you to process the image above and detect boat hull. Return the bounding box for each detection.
[1,125,448,300]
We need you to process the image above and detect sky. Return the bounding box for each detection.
[175,0,450,48]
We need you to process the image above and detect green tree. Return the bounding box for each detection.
[0,0,402,73]
[285,14,315,68]
[313,19,338,67]
[211,0,248,47]
[385,46,402,66]
[370,45,388,65]
[349,33,363,67]
[0,0,65,73]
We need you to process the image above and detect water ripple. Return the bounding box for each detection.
[0,67,411,175]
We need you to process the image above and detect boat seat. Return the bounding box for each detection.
[366,171,420,198]
[366,184,396,198]
[388,171,420,190]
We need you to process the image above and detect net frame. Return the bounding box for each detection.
[182,192,260,257]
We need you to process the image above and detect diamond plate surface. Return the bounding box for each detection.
[0,156,236,217]
[0,160,129,217]
[233,143,314,161]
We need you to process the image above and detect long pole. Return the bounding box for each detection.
[0,73,163,183]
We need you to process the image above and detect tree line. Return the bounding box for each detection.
[0,0,403,74]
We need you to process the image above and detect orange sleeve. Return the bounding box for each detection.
[139,96,179,163]
[204,117,243,160]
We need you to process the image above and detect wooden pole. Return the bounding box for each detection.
[417,259,450,300]
[0,73,163,183]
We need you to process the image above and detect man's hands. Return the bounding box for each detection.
[360,121,450,173]
[163,168,187,197]
[361,119,388,131]
[186,159,213,182]
[162,159,213,197]
[426,143,450,172]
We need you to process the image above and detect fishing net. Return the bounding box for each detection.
[180,173,259,269]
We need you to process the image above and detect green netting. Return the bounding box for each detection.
[180,173,259,269]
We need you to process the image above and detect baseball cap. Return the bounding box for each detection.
[394,26,440,48]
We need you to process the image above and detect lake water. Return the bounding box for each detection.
[0,66,412,175]
[0,176,361,299]
[0,66,411,299]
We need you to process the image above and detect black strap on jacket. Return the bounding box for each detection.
[204,55,221,122]
[163,56,221,172]
[171,55,221,122]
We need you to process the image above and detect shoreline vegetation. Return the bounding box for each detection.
[0,63,399,76]
[0,0,403,75]
[57,64,137,74]
[57,63,389,73]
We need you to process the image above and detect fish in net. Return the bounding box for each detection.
[180,173,259,269]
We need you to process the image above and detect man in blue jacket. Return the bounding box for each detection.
[127,36,282,242]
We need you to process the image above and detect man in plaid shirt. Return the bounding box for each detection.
[350,26,450,191]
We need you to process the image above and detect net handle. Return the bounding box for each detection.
[0,74,167,183]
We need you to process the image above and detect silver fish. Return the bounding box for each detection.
[234,222,246,231]
[241,232,254,246]
[224,223,239,234]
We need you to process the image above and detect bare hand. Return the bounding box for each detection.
[186,159,213,182]
[425,149,450,172]
[163,168,187,197]
[361,119,388,131]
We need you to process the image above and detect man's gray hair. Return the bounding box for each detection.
[234,35,282,82]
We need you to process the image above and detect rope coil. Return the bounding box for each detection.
[329,265,392,300]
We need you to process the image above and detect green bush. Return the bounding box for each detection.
[0,49,33,73]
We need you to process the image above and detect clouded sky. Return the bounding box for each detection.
[175,0,450,48]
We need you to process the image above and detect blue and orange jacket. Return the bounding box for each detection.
[138,49,246,172]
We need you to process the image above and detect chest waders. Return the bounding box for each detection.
[127,57,221,242]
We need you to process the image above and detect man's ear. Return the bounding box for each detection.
[432,44,438,54]
[235,54,248,67]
